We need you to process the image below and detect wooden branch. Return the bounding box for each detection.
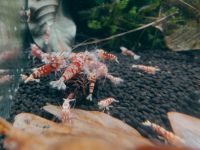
[73,12,178,49]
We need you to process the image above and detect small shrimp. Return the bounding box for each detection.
[61,95,75,123]
[120,46,140,60]
[106,74,123,85]
[132,64,160,74]
[98,97,119,112]
[86,72,97,101]
[50,60,83,90]
[96,62,108,77]
[97,49,119,63]
[25,64,58,83]
[31,44,45,59]
[142,120,184,145]
[95,62,123,84]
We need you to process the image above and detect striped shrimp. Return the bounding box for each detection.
[106,74,123,85]
[31,44,45,59]
[97,49,119,63]
[142,120,184,145]
[120,46,140,60]
[50,60,83,90]
[98,97,119,112]
[86,71,97,101]
[24,63,59,83]
[132,64,160,74]
[61,93,75,123]
[95,62,123,84]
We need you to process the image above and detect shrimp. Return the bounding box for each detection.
[97,49,119,63]
[120,46,140,60]
[95,62,123,84]
[50,60,83,90]
[25,63,59,83]
[98,97,119,112]
[106,74,123,85]
[86,72,97,101]
[61,93,75,123]
[132,64,160,74]
[31,44,45,59]
[142,120,184,145]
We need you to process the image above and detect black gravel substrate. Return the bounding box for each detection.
[9,49,200,143]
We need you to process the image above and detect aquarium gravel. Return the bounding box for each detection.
[9,49,200,142]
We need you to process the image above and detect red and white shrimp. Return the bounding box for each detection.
[120,46,140,60]
[98,97,119,112]
[106,74,123,85]
[31,44,45,59]
[132,64,160,74]
[24,63,59,83]
[142,120,184,145]
[86,71,97,101]
[97,49,119,63]
[95,62,123,84]
[50,60,83,90]
[61,94,75,123]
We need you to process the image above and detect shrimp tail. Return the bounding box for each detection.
[50,78,66,90]
[133,55,140,60]
[142,120,151,126]
[115,58,119,64]
[24,75,40,83]
[86,94,93,101]
[132,65,138,68]
[155,68,161,71]
[113,99,119,103]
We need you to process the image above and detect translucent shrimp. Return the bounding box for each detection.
[120,46,140,60]
[142,120,184,145]
[61,93,75,123]
[98,97,119,112]
[132,65,160,74]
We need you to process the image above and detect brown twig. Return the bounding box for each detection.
[178,0,200,13]
[73,12,178,49]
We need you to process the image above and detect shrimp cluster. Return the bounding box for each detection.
[22,44,123,120]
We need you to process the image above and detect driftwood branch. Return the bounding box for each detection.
[73,12,177,49]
